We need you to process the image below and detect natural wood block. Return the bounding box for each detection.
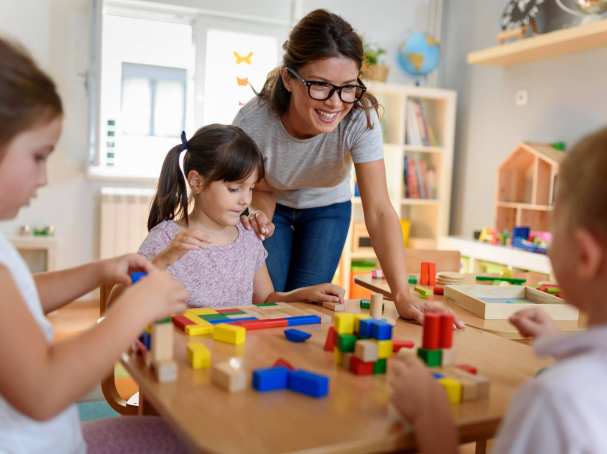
[354,339,378,362]
[442,348,457,366]
[371,294,383,319]
[153,359,177,383]
[151,320,174,363]
[211,360,247,392]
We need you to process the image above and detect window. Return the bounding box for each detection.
[90,2,288,179]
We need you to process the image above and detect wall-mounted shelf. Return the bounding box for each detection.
[468,19,607,66]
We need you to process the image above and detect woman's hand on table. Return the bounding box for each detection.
[396,294,465,329]
[509,307,560,339]
[241,210,275,241]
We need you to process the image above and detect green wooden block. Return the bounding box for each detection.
[254,302,278,307]
[417,348,442,367]
[360,299,371,309]
[337,334,357,353]
[373,358,387,374]
[155,317,172,324]
[201,314,228,321]
[414,286,432,299]
[408,275,418,285]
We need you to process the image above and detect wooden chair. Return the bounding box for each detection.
[99,283,138,415]
[404,248,462,274]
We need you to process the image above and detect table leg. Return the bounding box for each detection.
[475,439,487,454]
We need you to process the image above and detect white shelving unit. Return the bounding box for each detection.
[337,82,457,297]
[10,235,57,272]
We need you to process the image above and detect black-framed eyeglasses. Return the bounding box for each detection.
[286,67,366,104]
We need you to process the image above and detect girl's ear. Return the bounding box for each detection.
[574,227,604,280]
[187,170,204,195]
[280,67,293,93]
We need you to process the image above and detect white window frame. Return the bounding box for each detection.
[87,0,293,181]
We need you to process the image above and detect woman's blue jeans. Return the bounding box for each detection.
[264,201,352,291]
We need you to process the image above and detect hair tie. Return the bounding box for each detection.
[179,130,188,152]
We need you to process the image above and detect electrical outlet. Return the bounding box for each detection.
[515,90,528,107]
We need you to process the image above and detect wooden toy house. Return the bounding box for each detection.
[496,143,565,232]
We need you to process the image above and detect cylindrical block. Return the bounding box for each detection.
[439,314,454,348]
[422,313,440,349]
[371,293,383,319]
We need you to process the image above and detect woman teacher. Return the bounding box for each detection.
[235,9,459,326]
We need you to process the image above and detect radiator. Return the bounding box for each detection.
[99,188,155,259]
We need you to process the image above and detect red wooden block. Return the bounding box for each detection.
[428,262,436,286]
[456,364,477,375]
[350,356,374,375]
[420,262,430,286]
[216,308,243,314]
[433,286,444,295]
[273,358,295,370]
[393,339,415,352]
[439,313,454,348]
[232,318,288,330]
[422,312,440,349]
[172,314,194,331]
[323,326,337,352]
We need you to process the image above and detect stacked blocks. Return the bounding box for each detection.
[420,262,436,286]
[136,318,178,383]
[252,366,329,398]
[417,313,453,368]
[328,313,393,375]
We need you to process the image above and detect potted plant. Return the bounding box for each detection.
[361,43,389,82]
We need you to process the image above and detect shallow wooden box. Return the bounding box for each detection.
[444,285,578,320]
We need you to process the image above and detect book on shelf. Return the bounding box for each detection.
[403,156,437,200]
[405,99,438,147]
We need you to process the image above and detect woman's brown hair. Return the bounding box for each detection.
[257,9,379,128]
[0,37,63,151]
[148,124,265,231]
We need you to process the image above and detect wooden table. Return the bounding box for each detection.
[355,274,584,340]
[122,303,548,453]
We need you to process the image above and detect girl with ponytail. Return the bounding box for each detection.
[136,124,344,307]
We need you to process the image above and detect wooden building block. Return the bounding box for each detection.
[172,314,194,332]
[186,307,218,315]
[441,348,457,366]
[213,324,246,345]
[428,262,436,286]
[439,377,462,404]
[354,339,378,362]
[414,286,432,299]
[449,368,490,399]
[341,352,353,369]
[324,326,338,352]
[439,314,454,348]
[420,262,430,285]
[371,293,383,319]
[353,313,370,334]
[211,360,247,392]
[187,342,211,369]
[337,334,357,353]
[417,347,442,367]
[422,313,441,349]
[334,313,354,334]
[323,301,345,312]
[393,340,415,352]
[151,320,174,363]
[377,340,393,359]
[153,359,177,383]
[185,322,213,336]
[350,356,374,375]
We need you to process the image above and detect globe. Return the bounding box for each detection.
[577,0,607,14]
[397,32,440,83]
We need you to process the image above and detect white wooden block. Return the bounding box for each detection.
[153,359,177,383]
[151,321,174,363]
[442,348,457,366]
[211,359,247,392]
[355,340,378,362]
[371,293,383,319]
[323,301,345,312]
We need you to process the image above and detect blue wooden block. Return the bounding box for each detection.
[358,319,373,338]
[252,367,288,392]
[287,369,329,398]
[224,317,257,323]
[207,318,232,324]
[141,332,151,350]
[284,328,312,343]
[286,315,321,326]
[370,320,392,340]
[432,372,445,379]
[130,271,147,284]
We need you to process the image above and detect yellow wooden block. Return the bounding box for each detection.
[334,313,354,334]
[213,323,246,345]
[187,342,211,369]
[184,312,209,325]
[186,308,218,315]
[377,340,393,359]
[185,323,213,336]
[439,377,462,404]
[354,313,370,333]
[334,349,343,365]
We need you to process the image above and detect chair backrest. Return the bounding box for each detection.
[404,249,462,274]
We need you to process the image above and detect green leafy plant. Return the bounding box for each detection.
[364,43,386,66]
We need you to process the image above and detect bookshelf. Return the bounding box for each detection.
[337,82,457,297]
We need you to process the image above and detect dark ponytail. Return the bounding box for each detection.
[148,124,264,231]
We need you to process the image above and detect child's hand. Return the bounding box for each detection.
[123,269,189,321]
[241,210,275,240]
[389,354,450,425]
[100,254,154,286]
[153,228,210,269]
[297,283,345,303]
[509,308,560,339]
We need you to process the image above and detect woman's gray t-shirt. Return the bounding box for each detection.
[232,97,383,209]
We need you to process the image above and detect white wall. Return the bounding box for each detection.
[0,0,437,271]
[440,1,607,237]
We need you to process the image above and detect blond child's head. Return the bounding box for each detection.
[550,127,607,312]
[0,37,63,220]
